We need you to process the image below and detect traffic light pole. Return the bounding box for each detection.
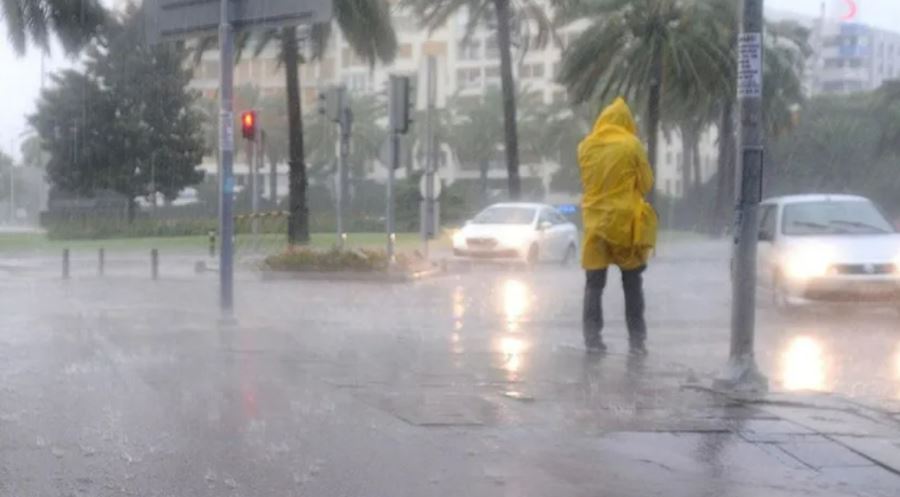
[716,0,768,392]
[246,132,258,236]
[218,0,235,315]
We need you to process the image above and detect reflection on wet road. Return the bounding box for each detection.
[780,335,828,392]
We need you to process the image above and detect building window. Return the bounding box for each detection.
[456,68,481,89]
[666,151,672,165]
[848,58,863,68]
[399,43,413,59]
[825,58,845,69]
[457,39,480,60]
[485,66,500,78]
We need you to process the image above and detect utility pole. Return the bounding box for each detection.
[716,0,768,392]
[218,0,236,315]
[337,103,352,249]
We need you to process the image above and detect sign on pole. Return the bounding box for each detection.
[145,0,332,43]
[737,33,763,99]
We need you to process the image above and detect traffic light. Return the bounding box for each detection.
[241,111,257,140]
[389,76,412,135]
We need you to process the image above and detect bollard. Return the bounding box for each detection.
[62,249,70,280]
[208,230,216,258]
[98,248,105,277]
[151,249,159,280]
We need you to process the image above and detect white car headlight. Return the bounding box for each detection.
[452,230,466,248]
[783,247,834,280]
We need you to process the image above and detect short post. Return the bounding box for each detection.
[62,249,70,280]
[98,248,105,277]
[151,249,159,280]
[208,230,216,258]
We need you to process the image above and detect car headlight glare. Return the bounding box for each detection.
[783,248,834,280]
[452,230,466,247]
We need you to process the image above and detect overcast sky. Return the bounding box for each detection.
[1,0,899,160]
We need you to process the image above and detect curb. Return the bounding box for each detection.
[259,266,446,283]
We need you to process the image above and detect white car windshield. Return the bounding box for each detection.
[472,207,536,225]
[783,201,895,236]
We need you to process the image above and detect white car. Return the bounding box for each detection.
[757,194,900,310]
[452,203,579,264]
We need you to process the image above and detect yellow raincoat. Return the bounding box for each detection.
[579,98,658,270]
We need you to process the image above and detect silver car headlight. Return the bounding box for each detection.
[783,247,835,280]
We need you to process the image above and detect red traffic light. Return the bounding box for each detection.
[241,111,257,140]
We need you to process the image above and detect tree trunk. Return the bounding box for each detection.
[492,0,521,200]
[646,44,663,206]
[714,99,736,234]
[692,137,701,192]
[479,159,490,207]
[282,27,309,245]
[680,128,693,202]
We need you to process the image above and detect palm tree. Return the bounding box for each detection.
[403,0,558,200]
[222,1,396,244]
[1,0,106,54]
[557,0,732,204]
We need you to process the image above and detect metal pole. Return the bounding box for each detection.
[337,103,351,249]
[62,248,70,280]
[423,56,437,258]
[218,0,235,314]
[387,131,397,262]
[98,248,104,277]
[151,249,159,281]
[717,0,767,392]
[248,130,259,236]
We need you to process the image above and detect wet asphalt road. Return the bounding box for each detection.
[0,238,898,495]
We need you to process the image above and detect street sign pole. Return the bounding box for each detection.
[716,0,768,392]
[218,0,235,315]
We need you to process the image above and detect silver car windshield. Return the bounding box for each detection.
[472,207,536,225]
[783,201,895,236]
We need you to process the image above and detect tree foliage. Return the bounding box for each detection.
[29,7,205,216]
[1,0,106,54]
[768,91,900,215]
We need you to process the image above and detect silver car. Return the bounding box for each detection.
[756,194,900,311]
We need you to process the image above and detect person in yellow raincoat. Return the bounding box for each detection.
[579,98,658,355]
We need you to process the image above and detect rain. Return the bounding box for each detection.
[0,0,899,495]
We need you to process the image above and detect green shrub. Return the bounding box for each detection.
[264,247,389,272]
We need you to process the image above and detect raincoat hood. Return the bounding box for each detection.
[592,97,638,136]
[578,98,657,270]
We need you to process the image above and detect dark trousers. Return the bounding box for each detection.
[583,266,647,348]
